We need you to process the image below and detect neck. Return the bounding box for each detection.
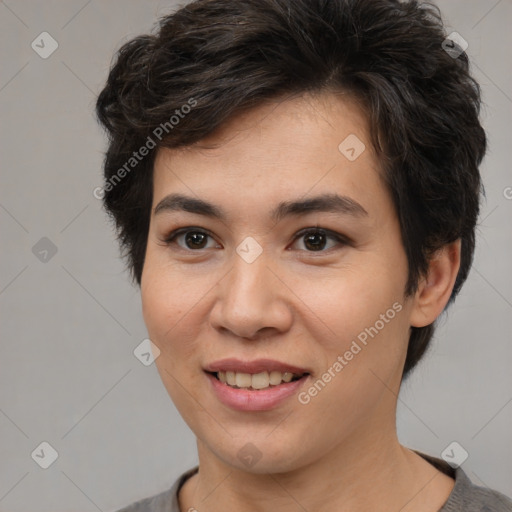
[180,409,452,512]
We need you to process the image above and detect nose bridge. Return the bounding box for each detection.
[230,248,268,299]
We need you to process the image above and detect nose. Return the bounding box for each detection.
[209,251,293,341]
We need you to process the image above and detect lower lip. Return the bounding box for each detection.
[206,372,309,411]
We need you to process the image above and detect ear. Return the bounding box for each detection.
[409,239,461,328]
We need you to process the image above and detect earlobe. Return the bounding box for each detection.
[409,240,461,328]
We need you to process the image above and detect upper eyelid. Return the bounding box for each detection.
[164,226,215,242]
[294,226,347,240]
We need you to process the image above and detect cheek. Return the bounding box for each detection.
[140,255,219,368]
[140,263,206,413]
[294,262,406,344]
[141,261,191,360]
[289,260,409,407]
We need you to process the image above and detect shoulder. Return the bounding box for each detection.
[115,488,174,512]
[113,467,199,512]
[416,451,512,511]
[447,467,512,511]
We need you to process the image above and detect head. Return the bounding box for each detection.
[96,0,485,472]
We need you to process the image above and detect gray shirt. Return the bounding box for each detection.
[115,452,512,511]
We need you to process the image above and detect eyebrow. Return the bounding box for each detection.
[153,192,368,222]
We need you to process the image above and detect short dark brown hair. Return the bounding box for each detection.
[96,0,486,378]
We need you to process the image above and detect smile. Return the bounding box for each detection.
[203,359,311,411]
[211,370,305,390]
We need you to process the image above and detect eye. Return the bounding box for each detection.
[163,227,220,251]
[291,227,348,252]
[162,226,348,253]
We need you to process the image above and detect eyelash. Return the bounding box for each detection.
[162,226,350,253]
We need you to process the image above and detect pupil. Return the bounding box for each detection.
[186,232,207,249]
[305,232,326,251]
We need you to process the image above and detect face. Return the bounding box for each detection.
[141,92,416,473]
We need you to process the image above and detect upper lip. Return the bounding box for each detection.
[204,358,310,375]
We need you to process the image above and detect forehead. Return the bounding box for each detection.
[151,92,389,222]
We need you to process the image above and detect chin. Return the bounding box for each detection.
[201,427,317,475]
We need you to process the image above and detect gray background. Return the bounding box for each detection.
[0,1,511,510]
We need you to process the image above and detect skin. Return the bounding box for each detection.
[141,92,460,512]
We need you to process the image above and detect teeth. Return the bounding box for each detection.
[282,372,293,383]
[215,370,302,390]
[269,371,283,385]
[235,372,252,388]
[251,372,269,389]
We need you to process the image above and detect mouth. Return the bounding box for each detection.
[203,358,311,409]
[206,369,308,391]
